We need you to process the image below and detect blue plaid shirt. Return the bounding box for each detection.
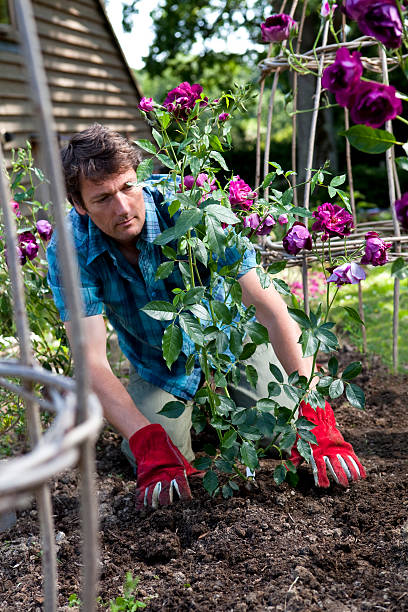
[47,175,256,400]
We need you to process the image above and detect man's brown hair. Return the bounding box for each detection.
[61,124,142,208]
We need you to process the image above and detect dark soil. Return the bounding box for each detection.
[1,347,408,611]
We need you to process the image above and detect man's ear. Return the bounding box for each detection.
[72,200,88,216]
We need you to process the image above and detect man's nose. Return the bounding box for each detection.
[113,191,130,215]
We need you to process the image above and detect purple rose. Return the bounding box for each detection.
[257,215,276,236]
[218,112,230,122]
[163,82,204,121]
[311,202,354,240]
[243,213,261,230]
[229,176,257,210]
[243,213,276,235]
[36,219,53,241]
[327,262,366,286]
[321,48,363,108]
[395,193,408,231]
[278,214,289,225]
[179,173,216,192]
[138,97,154,112]
[260,14,298,43]
[347,0,403,49]
[18,231,38,261]
[283,222,312,255]
[360,231,392,266]
[321,1,337,17]
[10,199,21,218]
[348,81,402,129]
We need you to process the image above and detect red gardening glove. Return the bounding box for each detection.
[129,423,199,510]
[288,400,366,487]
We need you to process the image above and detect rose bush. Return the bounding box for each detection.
[135,76,394,495]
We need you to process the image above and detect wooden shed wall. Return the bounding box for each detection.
[0,0,151,156]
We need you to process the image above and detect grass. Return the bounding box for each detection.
[331,264,408,372]
[282,263,408,373]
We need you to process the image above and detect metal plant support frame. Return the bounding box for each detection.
[256,1,406,370]
[0,0,103,610]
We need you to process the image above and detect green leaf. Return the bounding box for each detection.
[222,484,234,498]
[269,363,284,383]
[230,281,242,304]
[301,330,319,358]
[158,400,186,418]
[215,458,234,473]
[168,199,180,217]
[261,171,276,189]
[273,278,291,296]
[297,438,311,462]
[256,267,271,289]
[288,307,311,329]
[329,379,344,399]
[206,204,239,225]
[135,139,157,155]
[183,286,206,305]
[282,384,303,402]
[239,342,257,360]
[162,324,182,369]
[240,441,259,470]
[162,245,177,260]
[155,260,174,280]
[156,111,171,129]
[268,381,282,398]
[193,456,212,470]
[298,429,317,445]
[185,353,196,375]
[203,470,219,495]
[209,134,224,152]
[136,158,154,182]
[315,326,338,348]
[281,187,293,207]
[212,300,233,324]
[343,305,365,326]
[391,257,408,280]
[342,125,397,154]
[210,151,229,171]
[330,174,346,187]
[230,328,243,357]
[328,356,338,377]
[221,429,237,449]
[151,129,163,147]
[154,208,203,245]
[273,464,287,485]
[267,265,287,281]
[187,303,211,320]
[342,361,362,380]
[179,312,204,346]
[156,153,176,169]
[246,321,269,345]
[245,364,258,389]
[290,207,313,218]
[256,398,277,412]
[346,383,365,410]
[141,301,176,320]
[205,214,227,256]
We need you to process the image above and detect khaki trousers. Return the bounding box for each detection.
[122,342,295,465]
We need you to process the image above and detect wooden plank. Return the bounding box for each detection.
[42,56,130,82]
[34,0,108,24]
[0,101,34,116]
[46,73,135,95]
[49,88,140,107]
[36,20,101,51]
[33,4,111,40]
[39,38,125,70]
[52,105,139,120]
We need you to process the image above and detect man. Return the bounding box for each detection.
[47,124,366,510]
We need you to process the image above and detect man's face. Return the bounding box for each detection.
[76,168,146,246]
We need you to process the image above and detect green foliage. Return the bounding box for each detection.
[109,573,147,611]
[0,144,72,445]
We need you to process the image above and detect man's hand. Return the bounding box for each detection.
[129,424,199,510]
[289,400,366,487]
